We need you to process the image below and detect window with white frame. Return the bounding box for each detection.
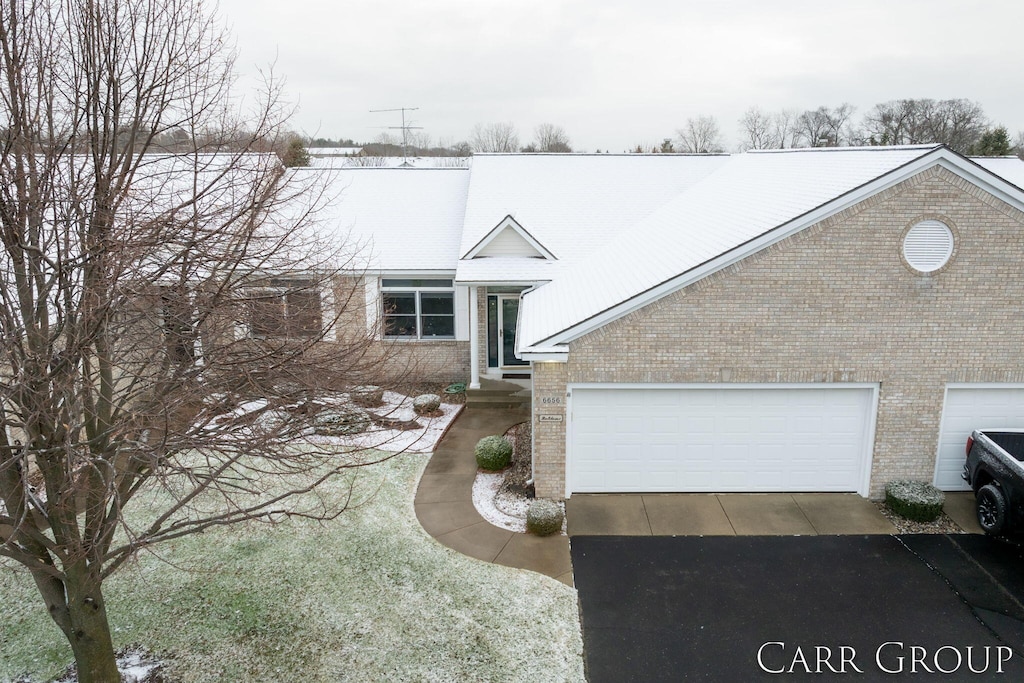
[381,278,455,339]
[243,279,323,340]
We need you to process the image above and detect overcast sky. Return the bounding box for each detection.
[217,0,1024,152]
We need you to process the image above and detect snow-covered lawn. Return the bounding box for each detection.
[0,452,585,682]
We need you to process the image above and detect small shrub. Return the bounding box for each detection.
[526,499,564,536]
[885,480,945,523]
[413,393,441,415]
[475,435,512,471]
[313,405,371,436]
[351,385,384,407]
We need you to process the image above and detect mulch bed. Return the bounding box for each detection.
[499,422,534,499]
[874,502,966,534]
[396,382,466,405]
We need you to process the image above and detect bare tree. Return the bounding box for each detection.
[795,104,856,147]
[738,107,774,150]
[470,122,520,153]
[532,123,573,153]
[675,116,724,153]
[0,1,401,680]
[860,99,987,153]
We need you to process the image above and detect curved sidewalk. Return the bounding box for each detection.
[415,406,574,586]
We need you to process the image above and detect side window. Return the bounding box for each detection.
[381,279,454,339]
[244,280,322,340]
[160,287,197,363]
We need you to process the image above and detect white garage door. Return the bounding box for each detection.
[568,385,876,496]
[934,385,1024,490]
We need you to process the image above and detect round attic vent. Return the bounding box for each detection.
[902,220,954,273]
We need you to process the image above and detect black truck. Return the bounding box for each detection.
[963,429,1024,535]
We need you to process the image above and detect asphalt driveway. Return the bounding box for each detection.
[571,534,1024,681]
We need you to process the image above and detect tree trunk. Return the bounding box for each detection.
[63,584,121,683]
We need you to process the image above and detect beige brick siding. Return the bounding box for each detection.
[534,167,1024,499]
[383,339,470,384]
[328,275,470,385]
[533,362,568,498]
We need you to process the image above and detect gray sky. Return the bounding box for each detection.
[218,0,1024,152]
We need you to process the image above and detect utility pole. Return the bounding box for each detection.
[370,107,422,165]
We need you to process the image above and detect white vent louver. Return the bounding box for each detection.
[903,220,953,273]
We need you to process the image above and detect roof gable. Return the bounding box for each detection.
[518,146,1024,353]
[463,215,556,260]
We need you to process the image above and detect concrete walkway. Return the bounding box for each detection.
[415,406,575,586]
[567,491,985,536]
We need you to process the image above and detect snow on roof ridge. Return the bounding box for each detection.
[472,152,732,157]
[747,144,942,155]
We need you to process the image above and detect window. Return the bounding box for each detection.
[244,279,323,340]
[381,278,455,339]
[160,287,197,363]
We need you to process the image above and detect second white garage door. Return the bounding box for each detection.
[933,385,1024,491]
[568,385,877,496]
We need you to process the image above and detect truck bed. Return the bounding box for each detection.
[981,430,1024,463]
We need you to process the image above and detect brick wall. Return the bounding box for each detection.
[534,167,1024,498]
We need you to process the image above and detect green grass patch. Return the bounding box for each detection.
[0,453,584,682]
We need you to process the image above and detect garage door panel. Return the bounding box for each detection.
[569,386,874,494]
[935,387,1024,490]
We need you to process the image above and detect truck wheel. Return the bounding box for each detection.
[977,484,1008,536]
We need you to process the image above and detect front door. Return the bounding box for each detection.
[488,295,528,368]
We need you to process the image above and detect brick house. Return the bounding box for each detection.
[314,145,1024,500]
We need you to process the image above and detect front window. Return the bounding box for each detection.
[244,279,323,340]
[381,278,455,339]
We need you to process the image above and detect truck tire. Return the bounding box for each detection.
[976,484,1008,536]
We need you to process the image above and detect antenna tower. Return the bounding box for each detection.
[369,107,422,165]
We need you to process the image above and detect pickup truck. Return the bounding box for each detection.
[963,429,1024,535]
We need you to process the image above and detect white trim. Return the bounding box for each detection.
[567,381,881,390]
[363,276,380,339]
[469,286,480,390]
[321,280,337,342]
[493,293,529,368]
[519,352,568,362]
[454,280,552,287]
[454,284,470,341]
[932,383,1024,490]
[532,148,1024,349]
[463,215,558,260]
[563,382,879,498]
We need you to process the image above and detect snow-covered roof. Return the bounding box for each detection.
[303,147,1024,353]
[309,168,470,272]
[458,154,730,269]
[517,144,1015,350]
[311,156,471,170]
[454,257,562,284]
[970,156,1024,191]
[308,146,363,156]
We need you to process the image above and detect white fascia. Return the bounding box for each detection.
[453,280,552,287]
[541,148,1024,348]
[518,348,568,362]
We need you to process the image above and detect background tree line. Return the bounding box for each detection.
[295,98,1020,162]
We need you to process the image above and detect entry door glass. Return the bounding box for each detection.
[500,297,528,366]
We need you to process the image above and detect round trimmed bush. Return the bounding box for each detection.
[475,435,512,471]
[313,404,371,436]
[526,499,564,536]
[350,385,384,407]
[413,393,442,415]
[885,480,945,523]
